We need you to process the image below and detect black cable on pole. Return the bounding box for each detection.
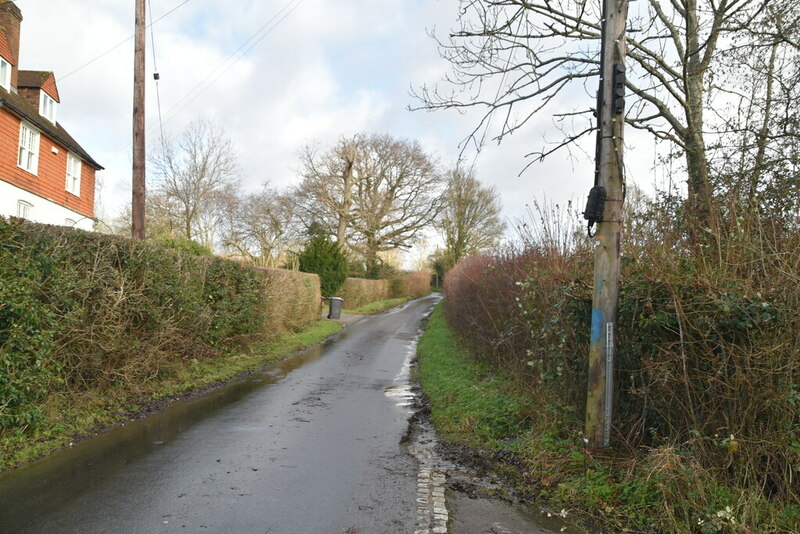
[584,0,609,238]
[147,0,165,144]
[157,0,305,129]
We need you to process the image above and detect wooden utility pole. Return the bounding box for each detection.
[131,0,146,241]
[584,0,628,447]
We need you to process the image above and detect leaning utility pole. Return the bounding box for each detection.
[131,0,146,241]
[584,0,628,447]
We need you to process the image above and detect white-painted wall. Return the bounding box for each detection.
[0,180,94,230]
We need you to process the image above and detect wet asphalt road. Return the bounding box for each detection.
[0,295,440,533]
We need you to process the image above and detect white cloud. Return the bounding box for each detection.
[11,0,659,241]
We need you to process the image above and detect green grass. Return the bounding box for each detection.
[345,297,410,315]
[417,303,534,445]
[0,320,342,471]
[417,303,798,533]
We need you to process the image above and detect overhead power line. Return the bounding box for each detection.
[60,0,192,81]
[147,0,165,143]
[155,0,306,130]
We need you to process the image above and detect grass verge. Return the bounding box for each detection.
[417,302,799,533]
[0,320,342,472]
[345,297,411,315]
[417,303,536,446]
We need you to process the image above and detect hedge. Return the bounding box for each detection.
[338,277,388,309]
[389,271,432,299]
[0,218,321,430]
[256,267,321,334]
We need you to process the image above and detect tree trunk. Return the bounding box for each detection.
[337,155,354,245]
[683,0,716,236]
[749,41,778,210]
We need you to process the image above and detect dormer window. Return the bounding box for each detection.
[40,90,57,123]
[0,58,9,91]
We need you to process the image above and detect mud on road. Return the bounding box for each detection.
[403,376,583,534]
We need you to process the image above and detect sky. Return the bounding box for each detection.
[14,0,662,247]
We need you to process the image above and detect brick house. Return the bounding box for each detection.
[0,2,102,231]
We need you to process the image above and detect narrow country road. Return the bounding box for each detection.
[0,296,440,533]
[0,295,571,534]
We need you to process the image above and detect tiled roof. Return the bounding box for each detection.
[0,30,12,64]
[0,85,102,169]
[18,69,59,101]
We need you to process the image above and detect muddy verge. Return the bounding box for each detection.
[407,361,590,534]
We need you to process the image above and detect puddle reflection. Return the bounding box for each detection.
[0,342,329,528]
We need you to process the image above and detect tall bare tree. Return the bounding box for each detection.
[295,136,359,244]
[220,186,301,268]
[437,167,505,268]
[348,135,444,272]
[413,0,786,230]
[150,119,239,246]
[295,134,445,272]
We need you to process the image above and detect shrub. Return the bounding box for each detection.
[258,267,321,334]
[152,235,213,256]
[298,235,347,296]
[443,199,800,527]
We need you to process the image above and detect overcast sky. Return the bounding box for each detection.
[15,0,661,244]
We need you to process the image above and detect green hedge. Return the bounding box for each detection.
[0,218,273,429]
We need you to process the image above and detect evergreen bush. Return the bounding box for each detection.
[298,235,347,296]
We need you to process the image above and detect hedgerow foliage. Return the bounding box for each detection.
[339,277,388,309]
[444,199,800,529]
[259,267,321,333]
[389,271,432,299]
[0,218,274,430]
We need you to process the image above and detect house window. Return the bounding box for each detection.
[16,200,32,219]
[40,91,57,124]
[66,153,81,195]
[0,58,10,91]
[18,122,40,174]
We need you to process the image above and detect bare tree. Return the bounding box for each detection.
[295,134,445,272]
[294,136,359,244]
[437,167,506,267]
[150,119,239,246]
[413,0,789,230]
[348,135,445,272]
[220,186,301,268]
[710,2,800,226]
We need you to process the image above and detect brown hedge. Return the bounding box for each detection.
[256,267,322,335]
[389,271,432,299]
[339,278,388,309]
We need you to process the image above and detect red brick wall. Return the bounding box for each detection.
[0,109,94,218]
[18,86,37,110]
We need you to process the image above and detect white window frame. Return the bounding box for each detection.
[39,90,57,124]
[0,58,10,91]
[66,152,81,196]
[16,200,32,219]
[18,122,40,174]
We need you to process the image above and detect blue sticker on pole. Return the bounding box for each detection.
[591,308,604,344]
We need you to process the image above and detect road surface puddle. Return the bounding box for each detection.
[0,341,331,529]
